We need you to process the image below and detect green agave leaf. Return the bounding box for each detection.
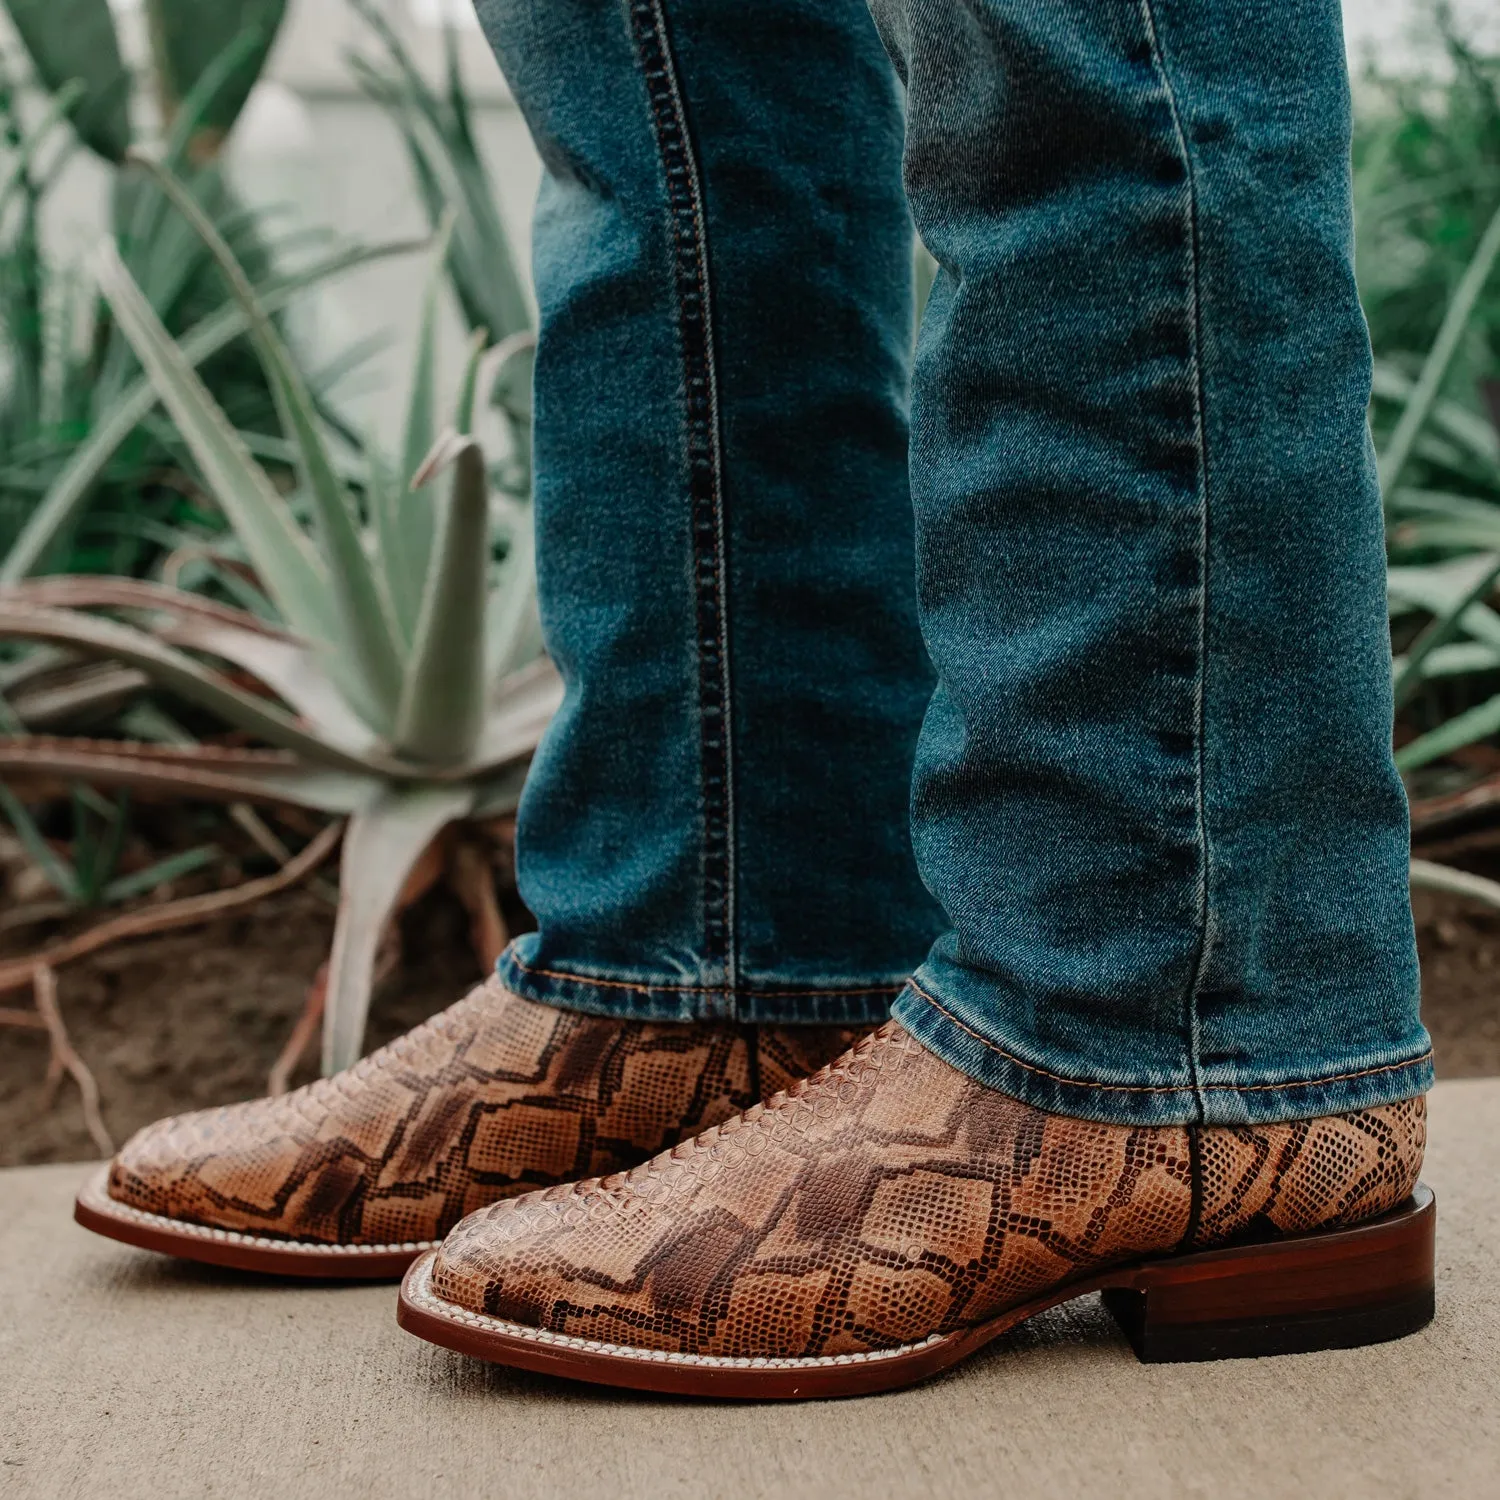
[161,618,379,753]
[91,239,336,646]
[144,0,288,154]
[1399,688,1500,771]
[1388,555,1500,607]
[364,445,408,644]
[1378,198,1500,495]
[0,737,380,813]
[6,0,132,162]
[1394,642,1500,679]
[2,235,426,585]
[455,326,489,437]
[1373,365,1500,472]
[0,781,80,902]
[88,35,274,410]
[1388,521,1500,553]
[322,783,475,1073]
[485,515,542,682]
[403,218,456,486]
[6,663,147,731]
[484,331,535,480]
[1388,489,1500,528]
[1393,552,1500,705]
[393,437,489,764]
[386,219,458,641]
[0,577,351,734]
[128,152,406,727]
[403,105,531,343]
[0,603,388,774]
[470,657,563,775]
[347,1,530,341]
[440,11,477,158]
[470,761,531,818]
[487,333,536,422]
[102,844,221,904]
[0,575,291,633]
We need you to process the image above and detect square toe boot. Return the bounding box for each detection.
[399,1022,1433,1397]
[74,977,864,1278]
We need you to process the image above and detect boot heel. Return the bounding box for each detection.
[1102,1182,1435,1364]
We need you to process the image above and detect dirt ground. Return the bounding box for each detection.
[1,886,1495,1168]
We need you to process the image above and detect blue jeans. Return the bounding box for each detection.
[473,0,1433,1126]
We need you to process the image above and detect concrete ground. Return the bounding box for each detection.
[1,1082,1495,1500]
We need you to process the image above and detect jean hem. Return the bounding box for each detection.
[497,943,901,1026]
[894,980,1434,1128]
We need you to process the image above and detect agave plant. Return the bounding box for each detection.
[0,0,301,576]
[0,156,557,1073]
[1347,18,1500,895]
[6,0,287,163]
[1376,199,1500,780]
[345,0,529,358]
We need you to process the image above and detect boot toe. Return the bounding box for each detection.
[106,1099,279,1227]
[429,1183,584,1321]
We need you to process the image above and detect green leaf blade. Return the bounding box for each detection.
[127,152,407,727]
[393,438,489,764]
[144,0,289,151]
[6,0,132,161]
[2,235,427,586]
[323,783,475,1073]
[91,238,337,646]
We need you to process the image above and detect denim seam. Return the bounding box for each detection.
[907,980,1432,1095]
[1139,0,1213,1122]
[626,0,738,1005]
[505,948,905,1000]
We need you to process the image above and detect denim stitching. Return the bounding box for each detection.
[505,948,905,1000]
[1138,0,1213,1121]
[907,980,1431,1096]
[626,0,737,1005]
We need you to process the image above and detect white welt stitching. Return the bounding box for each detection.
[80,1170,438,1256]
[405,1254,951,1370]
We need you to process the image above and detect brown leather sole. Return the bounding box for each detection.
[396,1183,1435,1399]
[73,1168,430,1279]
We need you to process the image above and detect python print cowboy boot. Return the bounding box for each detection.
[398,1021,1433,1397]
[74,977,864,1278]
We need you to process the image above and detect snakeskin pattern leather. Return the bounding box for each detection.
[430,1022,1426,1359]
[105,978,864,1248]
[1189,1097,1428,1248]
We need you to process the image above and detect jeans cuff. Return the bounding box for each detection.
[893,979,1435,1129]
[497,940,903,1026]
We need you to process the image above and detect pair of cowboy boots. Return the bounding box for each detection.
[78,977,1432,1398]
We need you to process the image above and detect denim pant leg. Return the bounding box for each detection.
[472,0,946,1023]
[871,0,1434,1124]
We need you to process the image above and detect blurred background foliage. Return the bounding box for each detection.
[0,0,294,584]
[0,0,545,1081]
[1357,14,1500,825]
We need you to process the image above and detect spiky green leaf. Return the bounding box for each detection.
[2,234,427,585]
[393,437,489,764]
[92,239,336,643]
[6,0,132,161]
[1378,198,1500,495]
[143,0,288,153]
[127,151,407,724]
[322,783,475,1073]
[0,603,389,773]
[386,218,457,639]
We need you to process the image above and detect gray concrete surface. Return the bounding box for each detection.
[1,1081,1496,1500]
